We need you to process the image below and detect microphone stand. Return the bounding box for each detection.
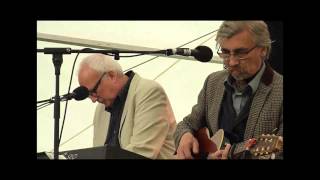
[37,48,72,159]
[37,98,54,110]
[37,47,164,159]
[37,98,54,104]
[37,97,68,110]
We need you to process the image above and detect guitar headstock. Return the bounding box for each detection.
[249,134,283,159]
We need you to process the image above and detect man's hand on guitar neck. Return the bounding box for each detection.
[176,132,199,159]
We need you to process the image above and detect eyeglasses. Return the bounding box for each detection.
[88,72,106,96]
[217,45,257,61]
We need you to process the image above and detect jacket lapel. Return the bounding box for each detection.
[244,64,274,139]
[118,74,139,143]
[244,83,271,139]
[210,74,227,134]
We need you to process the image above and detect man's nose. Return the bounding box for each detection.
[228,56,240,66]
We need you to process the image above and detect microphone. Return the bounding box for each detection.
[61,86,89,101]
[165,46,213,62]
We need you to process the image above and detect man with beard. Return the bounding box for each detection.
[174,21,283,159]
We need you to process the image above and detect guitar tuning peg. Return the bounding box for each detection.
[267,134,270,136]
[267,146,270,151]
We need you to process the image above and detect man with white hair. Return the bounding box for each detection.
[78,54,176,159]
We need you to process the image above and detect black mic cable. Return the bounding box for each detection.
[59,48,91,146]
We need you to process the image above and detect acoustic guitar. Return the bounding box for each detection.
[193,128,283,159]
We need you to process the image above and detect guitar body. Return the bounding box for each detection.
[193,128,224,159]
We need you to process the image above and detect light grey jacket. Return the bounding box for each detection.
[93,73,176,159]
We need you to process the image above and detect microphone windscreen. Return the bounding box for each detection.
[73,86,89,100]
[194,46,213,62]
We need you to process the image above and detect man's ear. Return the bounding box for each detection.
[107,71,117,81]
[260,48,267,60]
[262,51,267,57]
[261,47,267,57]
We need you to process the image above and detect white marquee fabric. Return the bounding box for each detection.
[37,21,223,152]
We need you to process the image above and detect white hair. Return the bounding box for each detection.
[79,54,123,76]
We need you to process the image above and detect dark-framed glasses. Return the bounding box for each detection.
[217,45,257,61]
[88,72,106,96]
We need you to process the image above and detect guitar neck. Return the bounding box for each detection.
[231,135,283,159]
[231,142,247,158]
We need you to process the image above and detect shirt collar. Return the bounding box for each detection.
[249,62,266,94]
[105,71,135,112]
